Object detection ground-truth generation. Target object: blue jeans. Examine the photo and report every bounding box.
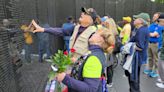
[38,41,51,62]
[64,36,70,52]
[24,44,32,63]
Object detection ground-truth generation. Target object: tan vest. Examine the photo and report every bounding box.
[69,25,96,59]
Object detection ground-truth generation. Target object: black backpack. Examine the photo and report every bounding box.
[71,55,91,80]
[70,55,108,92]
[113,35,123,54]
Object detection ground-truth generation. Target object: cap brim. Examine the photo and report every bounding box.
[81,7,85,12]
[133,15,138,18]
[101,17,107,22]
[81,7,89,14]
[123,17,127,20]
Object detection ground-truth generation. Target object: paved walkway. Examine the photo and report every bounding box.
[17,62,50,92]
[17,60,164,92]
[109,66,164,92]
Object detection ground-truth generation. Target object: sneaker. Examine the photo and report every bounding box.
[45,59,52,63]
[24,62,30,65]
[143,69,152,75]
[107,83,113,88]
[157,78,163,83]
[156,83,164,88]
[149,71,159,78]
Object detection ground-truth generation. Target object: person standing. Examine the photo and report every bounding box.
[144,12,161,77]
[62,16,75,52]
[31,7,100,61]
[37,23,52,63]
[21,25,33,63]
[120,16,132,44]
[156,13,164,88]
[101,16,118,36]
[126,13,150,92]
[55,29,115,92]
[101,16,118,87]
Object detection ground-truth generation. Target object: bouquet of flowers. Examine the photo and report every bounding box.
[45,48,75,92]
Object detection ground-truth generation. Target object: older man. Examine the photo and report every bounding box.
[156,13,164,88]
[126,13,150,92]
[31,7,99,61]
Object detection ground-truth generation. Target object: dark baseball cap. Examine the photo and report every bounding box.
[81,7,98,22]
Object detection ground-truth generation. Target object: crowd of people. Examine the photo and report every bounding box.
[20,7,164,92]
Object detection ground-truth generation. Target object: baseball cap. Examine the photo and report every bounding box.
[123,16,132,23]
[133,13,150,25]
[101,16,108,22]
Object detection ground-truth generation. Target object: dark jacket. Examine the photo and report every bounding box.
[62,22,75,36]
[62,45,106,92]
[130,26,149,65]
[130,26,149,82]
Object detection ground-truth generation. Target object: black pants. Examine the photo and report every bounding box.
[125,66,141,92]
[106,65,113,84]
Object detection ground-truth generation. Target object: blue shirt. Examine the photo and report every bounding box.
[62,23,75,36]
[148,23,160,43]
[37,24,50,42]
[157,25,164,49]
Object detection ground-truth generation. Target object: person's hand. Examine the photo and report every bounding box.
[26,22,35,32]
[56,72,66,82]
[135,46,142,51]
[71,57,77,63]
[31,20,44,33]
[66,69,72,75]
[23,27,29,32]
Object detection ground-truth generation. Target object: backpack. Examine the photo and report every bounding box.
[71,55,91,81]
[113,35,123,54]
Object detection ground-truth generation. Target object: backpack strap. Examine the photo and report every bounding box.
[78,54,105,80]
[71,54,91,80]
[78,54,92,81]
[71,54,104,81]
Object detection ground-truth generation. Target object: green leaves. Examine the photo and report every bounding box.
[51,50,72,73]
[48,70,56,81]
[151,0,164,3]
[47,49,75,91]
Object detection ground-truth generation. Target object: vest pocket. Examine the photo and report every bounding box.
[74,44,88,55]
